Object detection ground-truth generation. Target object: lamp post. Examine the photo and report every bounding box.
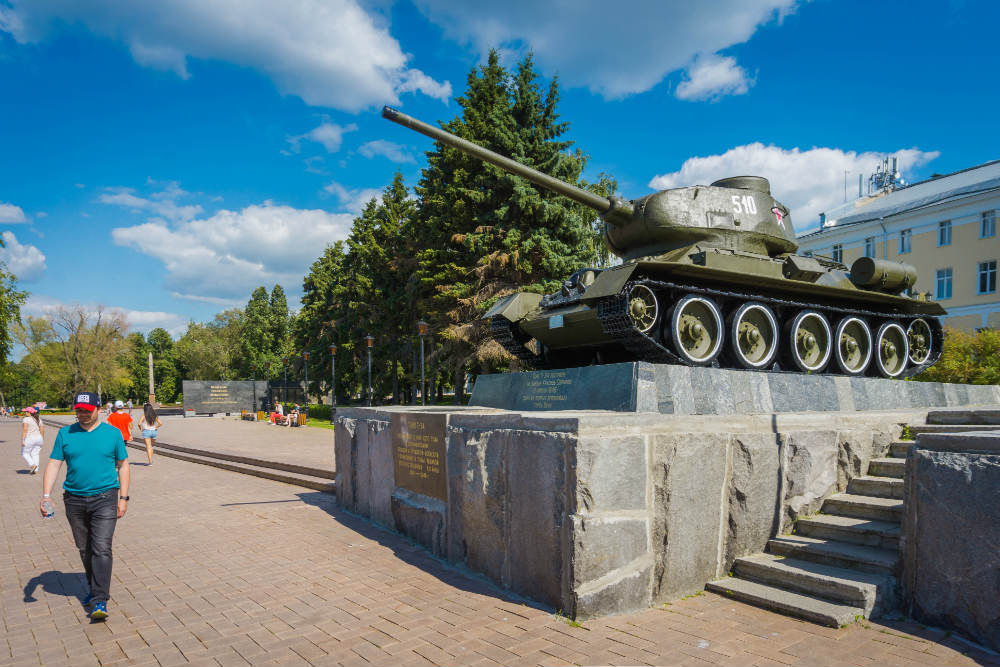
[302,351,309,423]
[250,363,257,415]
[329,344,337,424]
[282,357,289,406]
[365,334,374,406]
[265,361,271,411]
[417,320,428,406]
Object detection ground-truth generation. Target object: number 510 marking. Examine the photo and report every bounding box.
[732,195,757,215]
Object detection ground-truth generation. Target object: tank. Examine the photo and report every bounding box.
[383,106,944,378]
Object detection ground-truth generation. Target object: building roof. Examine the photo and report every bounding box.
[798,159,1000,240]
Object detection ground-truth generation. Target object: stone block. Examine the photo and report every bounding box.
[835,429,876,491]
[651,432,729,601]
[661,365,695,414]
[392,489,447,557]
[574,435,646,513]
[690,367,735,414]
[769,374,811,413]
[446,428,508,584]
[904,445,1000,652]
[508,429,570,607]
[334,417,358,509]
[832,376,855,412]
[571,516,650,585]
[732,371,775,414]
[725,433,781,567]
[573,558,654,620]
[783,430,838,523]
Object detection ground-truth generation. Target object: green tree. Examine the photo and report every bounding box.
[174,309,243,381]
[914,327,1000,385]
[0,265,26,364]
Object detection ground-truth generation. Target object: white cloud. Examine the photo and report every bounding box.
[0,231,46,281]
[0,0,451,111]
[112,202,354,301]
[99,183,203,222]
[322,182,382,214]
[22,295,189,338]
[358,140,415,163]
[0,203,28,223]
[413,0,796,99]
[648,145,940,231]
[675,54,753,102]
[288,122,358,153]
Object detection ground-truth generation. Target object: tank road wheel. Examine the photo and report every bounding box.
[833,316,873,375]
[873,321,909,378]
[906,318,933,365]
[669,295,724,365]
[785,310,832,372]
[727,302,778,369]
[627,284,659,334]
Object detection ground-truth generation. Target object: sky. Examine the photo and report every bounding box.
[1,0,998,342]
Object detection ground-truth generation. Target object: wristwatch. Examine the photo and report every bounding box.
[120,496,130,501]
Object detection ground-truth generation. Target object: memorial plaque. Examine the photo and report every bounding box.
[392,413,448,501]
[470,362,640,412]
[182,380,269,414]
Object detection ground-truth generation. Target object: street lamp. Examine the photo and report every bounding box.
[417,320,428,406]
[329,344,337,424]
[365,334,374,406]
[265,361,271,411]
[282,357,289,405]
[250,363,257,415]
[302,351,309,423]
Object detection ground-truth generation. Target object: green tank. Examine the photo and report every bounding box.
[383,106,944,378]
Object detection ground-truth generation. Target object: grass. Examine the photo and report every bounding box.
[304,420,336,431]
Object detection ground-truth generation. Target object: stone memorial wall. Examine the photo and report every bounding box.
[182,380,270,414]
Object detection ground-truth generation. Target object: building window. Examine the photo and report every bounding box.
[938,220,952,246]
[832,244,843,263]
[864,237,876,258]
[982,210,997,238]
[899,229,911,254]
[935,268,953,300]
[979,260,997,294]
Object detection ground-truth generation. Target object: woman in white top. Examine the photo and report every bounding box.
[20,406,44,474]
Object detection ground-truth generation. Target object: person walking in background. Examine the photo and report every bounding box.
[40,391,130,621]
[126,399,133,415]
[137,403,162,465]
[106,400,133,446]
[20,406,44,474]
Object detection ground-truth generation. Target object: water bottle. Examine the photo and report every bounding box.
[41,500,55,518]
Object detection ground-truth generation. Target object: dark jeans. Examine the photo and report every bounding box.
[63,489,118,603]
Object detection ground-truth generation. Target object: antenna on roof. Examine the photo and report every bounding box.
[868,156,905,195]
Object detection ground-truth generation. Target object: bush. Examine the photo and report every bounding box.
[308,403,332,421]
[913,327,1000,385]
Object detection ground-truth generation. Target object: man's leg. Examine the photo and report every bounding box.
[63,493,94,595]
[87,490,119,604]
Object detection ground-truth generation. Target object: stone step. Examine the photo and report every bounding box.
[822,493,903,522]
[124,442,335,493]
[926,408,1000,426]
[137,438,335,480]
[909,424,999,436]
[890,441,914,458]
[847,476,904,499]
[768,534,898,575]
[868,458,905,478]
[795,514,900,550]
[731,553,894,616]
[706,577,864,628]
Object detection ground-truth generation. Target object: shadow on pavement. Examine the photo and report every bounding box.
[23,570,88,604]
[296,491,549,615]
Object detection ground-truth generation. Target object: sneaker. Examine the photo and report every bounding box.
[29,465,37,474]
[89,601,108,620]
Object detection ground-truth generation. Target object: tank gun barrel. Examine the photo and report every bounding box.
[382,106,631,220]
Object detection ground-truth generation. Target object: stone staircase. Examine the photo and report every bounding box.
[707,407,999,626]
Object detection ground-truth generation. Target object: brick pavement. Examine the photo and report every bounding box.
[45,414,335,473]
[3,418,998,667]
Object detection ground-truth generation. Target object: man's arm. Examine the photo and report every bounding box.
[39,459,63,515]
[116,458,130,518]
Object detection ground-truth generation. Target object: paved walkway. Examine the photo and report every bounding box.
[2,419,998,667]
[44,414,335,473]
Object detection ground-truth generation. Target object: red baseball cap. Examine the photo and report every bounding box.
[73,391,100,411]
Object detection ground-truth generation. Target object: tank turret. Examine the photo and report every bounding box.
[382,106,945,379]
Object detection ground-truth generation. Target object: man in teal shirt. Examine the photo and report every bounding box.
[40,391,130,621]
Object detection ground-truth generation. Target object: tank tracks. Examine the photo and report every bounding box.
[593,278,944,378]
[490,315,542,368]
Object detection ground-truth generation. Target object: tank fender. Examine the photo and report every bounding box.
[482,291,542,322]
[579,262,640,303]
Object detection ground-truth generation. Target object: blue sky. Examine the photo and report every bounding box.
[1,0,997,340]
